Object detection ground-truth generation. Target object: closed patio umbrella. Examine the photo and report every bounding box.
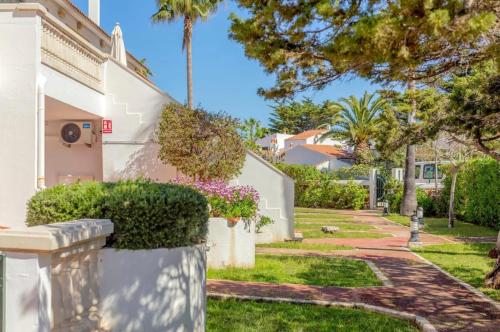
[111,23,127,66]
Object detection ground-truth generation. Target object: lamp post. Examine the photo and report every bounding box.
[417,206,424,228]
[383,201,389,216]
[408,214,422,246]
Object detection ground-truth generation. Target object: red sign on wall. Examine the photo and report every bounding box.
[102,119,112,134]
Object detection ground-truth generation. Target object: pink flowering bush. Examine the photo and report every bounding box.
[171,177,259,219]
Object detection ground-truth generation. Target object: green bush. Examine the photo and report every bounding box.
[256,215,274,232]
[26,181,108,226]
[450,158,499,229]
[332,164,370,180]
[386,157,499,229]
[275,164,368,210]
[385,181,443,217]
[26,180,209,249]
[104,181,209,249]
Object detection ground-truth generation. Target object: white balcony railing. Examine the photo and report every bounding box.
[41,19,105,92]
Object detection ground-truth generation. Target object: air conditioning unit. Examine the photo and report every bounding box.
[60,121,93,146]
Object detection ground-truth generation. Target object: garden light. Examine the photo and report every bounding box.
[383,201,389,216]
[409,215,421,245]
[417,206,424,228]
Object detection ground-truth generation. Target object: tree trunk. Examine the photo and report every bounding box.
[354,140,372,165]
[184,16,194,109]
[401,81,417,216]
[448,166,458,228]
[485,231,500,289]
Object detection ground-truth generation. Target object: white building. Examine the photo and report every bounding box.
[0,0,294,242]
[284,129,345,150]
[284,144,354,171]
[256,133,294,153]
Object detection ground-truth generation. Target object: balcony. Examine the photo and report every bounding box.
[41,17,106,92]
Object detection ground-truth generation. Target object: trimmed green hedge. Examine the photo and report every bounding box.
[26,180,209,249]
[386,158,499,230]
[275,164,368,209]
[443,158,499,229]
[385,179,444,217]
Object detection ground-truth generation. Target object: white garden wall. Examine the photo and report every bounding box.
[99,246,207,332]
[207,218,255,268]
[0,219,113,332]
[0,220,208,332]
[233,152,294,243]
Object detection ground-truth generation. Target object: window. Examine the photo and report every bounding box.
[415,165,421,179]
[423,164,443,180]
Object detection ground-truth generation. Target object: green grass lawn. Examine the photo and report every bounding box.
[413,243,500,301]
[295,213,355,221]
[208,254,381,287]
[385,214,498,238]
[257,242,353,252]
[207,298,419,332]
[296,222,374,231]
[295,208,390,239]
[300,229,391,239]
[296,207,345,214]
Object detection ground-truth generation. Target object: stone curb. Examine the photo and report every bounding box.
[208,292,438,332]
[410,251,500,311]
[376,216,500,310]
[364,259,394,286]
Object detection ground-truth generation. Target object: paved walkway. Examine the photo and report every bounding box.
[208,210,500,332]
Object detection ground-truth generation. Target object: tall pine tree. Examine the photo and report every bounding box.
[231,0,498,215]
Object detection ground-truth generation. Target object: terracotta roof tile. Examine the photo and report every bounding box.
[287,129,327,140]
[301,144,351,158]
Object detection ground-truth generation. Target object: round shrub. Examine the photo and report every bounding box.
[26,181,107,226]
[104,181,209,249]
[26,180,209,249]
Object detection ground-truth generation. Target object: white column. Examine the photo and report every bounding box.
[37,75,47,190]
[89,0,100,26]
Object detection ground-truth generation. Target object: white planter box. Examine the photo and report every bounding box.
[207,218,255,268]
[98,245,207,332]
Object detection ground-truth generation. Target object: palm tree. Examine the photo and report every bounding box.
[322,92,386,164]
[239,118,268,150]
[152,0,221,109]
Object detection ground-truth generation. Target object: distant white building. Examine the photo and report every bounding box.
[284,129,345,150]
[256,133,294,154]
[284,144,354,171]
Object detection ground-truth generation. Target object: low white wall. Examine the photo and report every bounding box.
[0,219,113,332]
[233,152,294,244]
[207,218,255,268]
[99,246,207,332]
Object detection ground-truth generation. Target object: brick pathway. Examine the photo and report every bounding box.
[208,210,500,332]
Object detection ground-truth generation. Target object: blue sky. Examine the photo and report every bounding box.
[73,0,380,125]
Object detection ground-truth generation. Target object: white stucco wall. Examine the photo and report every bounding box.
[285,138,307,150]
[0,219,113,332]
[284,145,329,167]
[256,133,293,151]
[0,9,41,229]
[232,152,294,243]
[3,252,51,332]
[207,218,255,268]
[101,60,177,182]
[99,246,206,332]
[42,64,105,116]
